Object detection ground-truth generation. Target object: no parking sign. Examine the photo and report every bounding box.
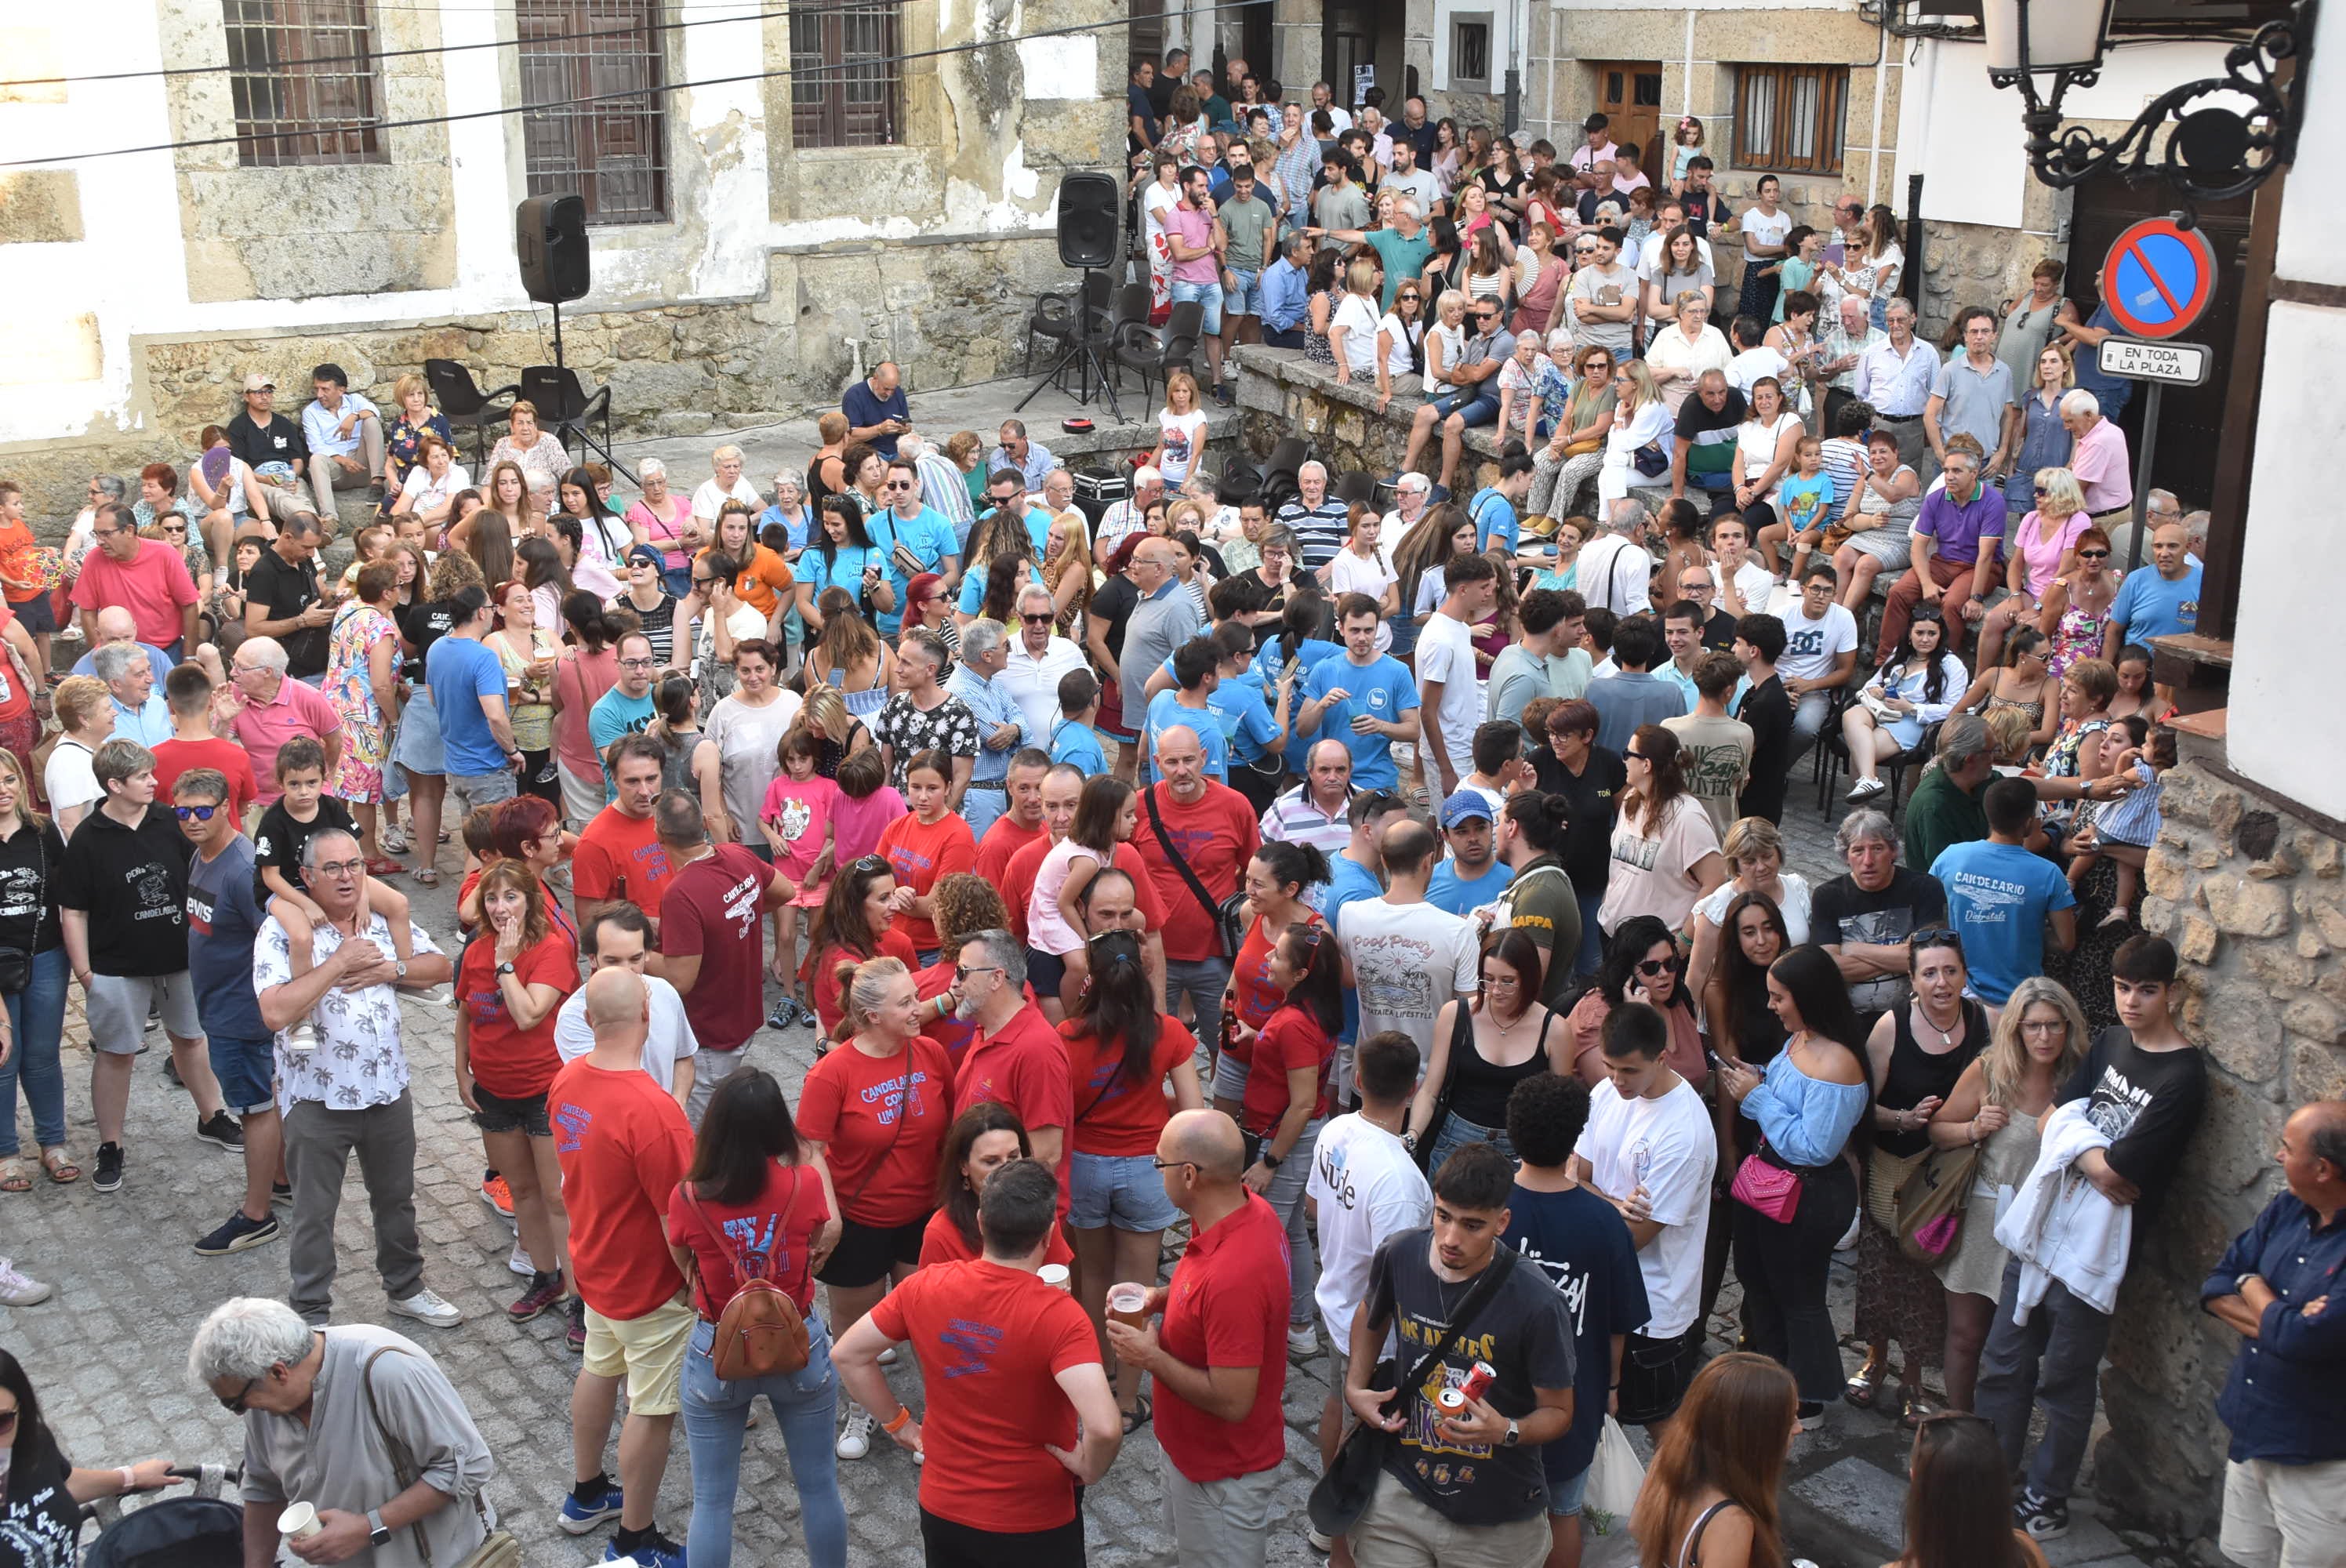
[2101,218,2217,339]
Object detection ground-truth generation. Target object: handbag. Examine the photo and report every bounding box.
[1632,441,1671,478]
[1143,786,1244,958]
[1729,1142,1804,1224]
[1307,1247,1519,1540]
[361,1348,521,1568]
[1894,1140,1981,1264]
[0,823,47,995]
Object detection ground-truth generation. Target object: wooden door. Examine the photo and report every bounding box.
[1589,60,1665,185]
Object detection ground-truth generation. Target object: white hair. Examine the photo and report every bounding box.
[92,643,143,684]
[1393,194,1422,223]
[638,456,666,481]
[897,433,928,459]
[1609,499,1650,534]
[2058,388,2101,420]
[1396,471,1431,494]
[1134,464,1164,489]
[772,470,804,495]
[1299,460,1329,482]
[1545,328,1573,353]
[1018,582,1057,615]
[958,617,1007,659]
[188,1297,314,1387]
[713,444,745,464]
[238,635,290,673]
[963,928,1027,989]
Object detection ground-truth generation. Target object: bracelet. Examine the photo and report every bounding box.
[881,1406,913,1434]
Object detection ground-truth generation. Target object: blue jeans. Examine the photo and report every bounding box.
[1426,1107,1515,1175]
[1164,956,1231,1074]
[1171,278,1225,336]
[962,782,1008,842]
[0,947,68,1155]
[1574,891,1607,982]
[682,1315,848,1568]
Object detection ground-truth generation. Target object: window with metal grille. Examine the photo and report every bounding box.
[222,0,385,167]
[1733,64,1848,175]
[1451,20,1490,86]
[519,0,670,224]
[790,0,903,148]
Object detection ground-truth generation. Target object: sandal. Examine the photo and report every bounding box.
[1843,1361,1886,1410]
[1120,1395,1153,1435]
[41,1148,79,1184]
[1898,1388,1940,1428]
[364,857,405,878]
[413,867,441,887]
[0,1157,27,1193]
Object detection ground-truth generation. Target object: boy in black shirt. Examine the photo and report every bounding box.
[1733,613,1793,824]
[1977,935,2207,1544]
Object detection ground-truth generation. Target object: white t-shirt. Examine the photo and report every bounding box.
[398,461,471,515]
[1708,557,1777,614]
[1574,532,1652,617]
[1414,611,1483,771]
[1727,347,1792,403]
[1328,548,1399,654]
[554,975,702,1091]
[1334,293,1382,374]
[705,688,804,833]
[1739,205,1793,265]
[1735,409,1803,483]
[1376,313,1418,379]
[1142,180,1181,263]
[1336,896,1479,1088]
[1424,321,1465,395]
[1575,1077,1716,1338]
[1306,1112,1435,1346]
[1694,872,1814,946]
[1157,408,1209,485]
[44,739,100,824]
[689,476,762,524]
[1776,601,1858,684]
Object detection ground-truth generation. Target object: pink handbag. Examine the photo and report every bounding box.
[1730,1148,1804,1223]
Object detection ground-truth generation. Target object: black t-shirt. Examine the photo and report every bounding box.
[2063,1026,2208,1227]
[1501,1185,1651,1482]
[1810,866,1949,1015]
[1531,746,1627,898]
[253,797,357,903]
[226,410,307,470]
[397,597,459,681]
[0,1432,80,1568]
[248,548,329,676]
[1699,607,1739,652]
[1090,572,1138,660]
[56,804,194,976]
[1735,674,1793,824]
[1681,191,1730,239]
[0,818,67,956]
[1364,1229,1575,1525]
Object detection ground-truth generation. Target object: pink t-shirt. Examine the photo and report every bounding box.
[830,784,906,866]
[1026,836,1106,957]
[553,646,619,780]
[2069,418,2132,514]
[71,539,197,649]
[626,494,693,569]
[761,772,841,886]
[230,677,345,807]
[1164,203,1219,285]
[2013,509,2090,597]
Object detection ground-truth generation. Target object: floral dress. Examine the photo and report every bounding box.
[382,410,453,516]
[2046,595,2110,680]
[324,602,398,802]
[2039,715,2110,839]
[1303,289,1338,367]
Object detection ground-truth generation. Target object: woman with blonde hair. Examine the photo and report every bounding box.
[2006,345,2076,523]
[380,371,452,519]
[1151,369,1210,488]
[1328,255,1385,385]
[1630,1351,1800,1568]
[1597,358,1672,509]
[796,681,875,782]
[1041,510,1093,633]
[42,676,114,839]
[1684,816,1812,1001]
[1925,975,2089,1411]
[1976,466,2090,673]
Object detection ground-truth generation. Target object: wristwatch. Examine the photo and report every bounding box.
[496,961,516,978]
[367,1509,391,1548]
[1260,1149,1283,1169]
[1502,1419,1521,1448]
[394,960,409,982]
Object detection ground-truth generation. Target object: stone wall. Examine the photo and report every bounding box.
[2106,736,2346,1548]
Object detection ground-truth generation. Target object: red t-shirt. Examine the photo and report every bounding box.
[659,844,772,1054]
[1062,1014,1198,1156]
[1132,782,1260,962]
[1229,909,1324,1048]
[550,1057,695,1319]
[1241,1003,1336,1135]
[953,1002,1073,1130]
[1001,836,1168,946]
[810,930,919,1040]
[152,737,259,824]
[666,1162,832,1316]
[917,1207,1074,1271]
[973,811,1044,887]
[867,1259,1100,1532]
[876,810,976,953]
[1156,1191,1291,1483]
[572,807,674,927]
[795,1035,953,1227]
[456,931,577,1098]
[70,539,196,648]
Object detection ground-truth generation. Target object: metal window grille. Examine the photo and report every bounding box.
[222,0,386,167]
[1452,21,1490,85]
[1734,64,1848,176]
[790,0,902,149]
[519,0,670,224]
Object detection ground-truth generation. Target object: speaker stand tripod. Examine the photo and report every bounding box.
[547,299,637,485]
[1016,267,1123,423]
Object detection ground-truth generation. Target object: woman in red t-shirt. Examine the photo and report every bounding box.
[1059,929,1203,1425]
[453,860,579,1325]
[1226,918,1344,1352]
[794,953,953,1461]
[663,1066,846,1568]
[917,1102,1076,1272]
[804,854,921,1042]
[1218,840,1331,1115]
[874,750,976,960]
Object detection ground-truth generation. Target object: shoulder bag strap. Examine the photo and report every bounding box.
[1679,1498,1736,1568]
[361,1345,490,1559]
[1144,787,1230,955]
[1389,1245,1519,1417]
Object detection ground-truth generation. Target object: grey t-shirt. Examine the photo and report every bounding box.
[1120,579,1202,722]
[1220,194,1276,271]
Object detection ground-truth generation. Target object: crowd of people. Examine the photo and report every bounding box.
[0,67,2319,1568]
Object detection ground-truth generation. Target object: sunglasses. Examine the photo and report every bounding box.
[1622,749,1648,762]
[0,1407,16,1436]
[882,480,914,492]
[1636,956,1673,976]
[1020,612,1053,624]
[954,964,1004,983]
[2076,549,2109,560]
[1908,927,1959,947]
[172,804,221,822]
[853,855,889,874]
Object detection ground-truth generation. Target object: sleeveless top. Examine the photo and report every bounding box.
[1876,997,1989,1157]
[1303,289,1338,367]
[1673,1500,1736,1568]
[1997,296,2065,390]
[1447,1004,1560,1127]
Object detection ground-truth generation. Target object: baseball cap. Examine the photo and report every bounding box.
[626,544,665,568]
[242,372,274,392]
[1440,793,1496,828]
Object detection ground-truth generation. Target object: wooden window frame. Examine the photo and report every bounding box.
[790,0,905,150]
[222,0,387,168]
[518,0,672,226]
[1732,63,1849,176]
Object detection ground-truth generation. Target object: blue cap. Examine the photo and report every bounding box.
[1440,793,1495,827]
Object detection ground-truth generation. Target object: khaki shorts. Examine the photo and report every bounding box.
[1161,1448,1279,1568]
[2221,1457,2346,1568]
[581,1294,695,1416]
[1351,1472,1549,1568]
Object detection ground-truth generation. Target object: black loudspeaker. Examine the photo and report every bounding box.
[517,194,589,304]
[1056,172,1120,270]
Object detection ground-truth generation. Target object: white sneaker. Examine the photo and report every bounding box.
[1287,1323,1318,1356]
[507,1240,534,1277]
[0,1258,53,1307]
[1307,1526,1335,1553]
[388,1288,463,1327]
[287,1018,318,1056]
[836,1403,874,1461]
[1846,776,1887,801]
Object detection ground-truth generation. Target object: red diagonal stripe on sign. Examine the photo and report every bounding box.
[2123,238,2186,320]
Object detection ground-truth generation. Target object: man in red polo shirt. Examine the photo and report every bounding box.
[1107,1108,1290,1567]
[652,789,793,1124]
[576,735,674,938]
[973,749,1051,884]
[1131,725,1258,1065]
[952,930,1072,1189]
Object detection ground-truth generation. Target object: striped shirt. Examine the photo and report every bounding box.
[1258,782,1356,858]
[1276,499,1352,571]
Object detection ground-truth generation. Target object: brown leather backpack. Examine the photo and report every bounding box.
[681,1174,812,1380]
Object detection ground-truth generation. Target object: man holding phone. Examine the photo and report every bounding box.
[841,361,910,459]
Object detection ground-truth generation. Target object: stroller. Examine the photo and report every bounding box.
[81,1463,245,1568]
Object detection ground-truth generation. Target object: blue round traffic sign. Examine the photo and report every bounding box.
[2101,219,2217,339]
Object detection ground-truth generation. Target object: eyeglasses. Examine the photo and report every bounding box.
[618,657,656,670]
[2021,1019,2068,1036]
[1636,956,1672,976]
[218,1378,260,1415]
[1151,1157,1197,1173]
[172,804,220,822]
[92,526,122,540]
[987,492,1020,506]
[2032,486,2050,496]
[312,858,366,879]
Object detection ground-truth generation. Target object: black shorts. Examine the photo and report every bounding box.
[815,1214,928,1289]
[920,1506,1085,1568]
[1615,1324,1705,1427]
[470,1085,552,1138]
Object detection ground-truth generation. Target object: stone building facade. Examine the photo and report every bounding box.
[0,0,1119,524]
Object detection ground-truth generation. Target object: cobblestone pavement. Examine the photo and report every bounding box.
[1,762,2158,1568]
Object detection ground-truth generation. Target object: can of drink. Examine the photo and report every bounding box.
[1434,1386,1469,1416]
[1458,1361,1498,1406]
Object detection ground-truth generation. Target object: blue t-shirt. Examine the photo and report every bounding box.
[1470,487,1520,554]
[1777,472,1837,535]
[187,835,269,1040]
[1050,718,1109,776]
[427,634,514,775]
[1931,838,2077,1005]
[804,542,888,614]
[1319,853,1387,1040]
[841,380,910,458]
[758,503,810,553]
[2110,558,2203,644]
[1502,1183,1652,1482]
[1143,689,1230,783]
[1427,858,1515,916]
[589,688,656,800]
[1302,652,1419,789]
[1211,677,1282,766]
[868,506,959,635]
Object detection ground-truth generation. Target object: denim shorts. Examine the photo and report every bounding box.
[1546,1461,1591,1518]
[1436,389,1501,427]
[1225,267,1264,318]
[1068,1150,1182,1232]
[1171,278,1225,337]
[470,1084,551,1137]
[209,1034,277,1117]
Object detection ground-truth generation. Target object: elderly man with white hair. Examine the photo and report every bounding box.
[1816,292,1885,434]
[1001,581,1088,741]
[1574,498,1655,616]
[226,634,346,808]
[1276,459,1352,570]
[2061,387,2138,561]
[688,444,762,528]
[192,1295,496,1568]
[945,616,1027,840]
[1096,464,1168,558]
[93,642,171,746]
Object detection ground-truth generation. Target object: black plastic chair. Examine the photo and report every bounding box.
[1816,704,1939,819]
[423,358,518,468]
[1114,300,1204,404]
[1333,470,1378,508]
[1255,437,1309,514]
[518,365,628,483]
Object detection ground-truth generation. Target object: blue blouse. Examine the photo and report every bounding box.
[2010,391,2072,506]
[1739,1047,1868,1167]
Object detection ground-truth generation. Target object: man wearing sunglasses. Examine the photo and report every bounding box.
[867,457,961,636]
[1397,292,1517,500]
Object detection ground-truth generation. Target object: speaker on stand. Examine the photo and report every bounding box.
[517,193,589,371]
[1018,171,1126,421]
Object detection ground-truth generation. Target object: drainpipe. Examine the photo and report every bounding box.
[1505,0,1528,133]
[1905,173,1925,314]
